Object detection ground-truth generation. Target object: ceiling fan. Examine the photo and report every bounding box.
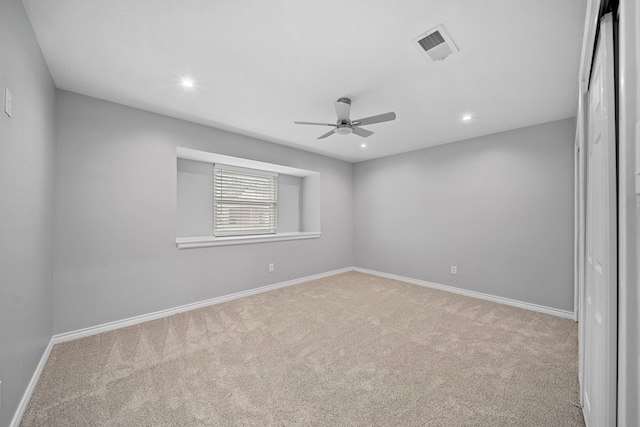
[294,98,396,139]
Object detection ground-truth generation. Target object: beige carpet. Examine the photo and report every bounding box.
[21,272,584,426]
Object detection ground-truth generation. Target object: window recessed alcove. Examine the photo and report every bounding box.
[176,147,321,249]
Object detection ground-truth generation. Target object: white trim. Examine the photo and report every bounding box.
[577,80,589,403]
[177,147,317,177]
[353,267,575,319]
[12,265,579,426]
[11,267,350,426]
[9,338,55,427]
[579,0,603,90]
[574,141,580,322]
[617,1,640,425]
[176,231,321,249]
[214,163,278,178]
[52,267,351,344]
[49,266,577,343]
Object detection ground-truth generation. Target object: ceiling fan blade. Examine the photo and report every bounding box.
[335,98,351,121]
[352,112,396,126]
[294,121,335,126]
[352,126,374,138]
[317,129,336,139]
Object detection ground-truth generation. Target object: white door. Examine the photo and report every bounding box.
[583,12,617,427]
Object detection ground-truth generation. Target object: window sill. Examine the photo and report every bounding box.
[176,231,321,249]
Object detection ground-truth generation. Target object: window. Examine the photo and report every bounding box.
[213,165,278,236]
[176,147,321,249]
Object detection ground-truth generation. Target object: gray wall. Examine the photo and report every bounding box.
[176,159,215,238]
[0,0,56,425]
[0,3,579,418]
[276,174,302,233]
[354,118,575,312]
[54,91,354,334]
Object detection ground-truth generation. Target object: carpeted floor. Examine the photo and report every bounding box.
[21,271,585,426]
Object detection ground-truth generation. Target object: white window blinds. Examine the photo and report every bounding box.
[213,164,278,236]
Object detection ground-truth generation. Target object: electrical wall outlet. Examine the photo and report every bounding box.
[451,266,458,275]
[268,263,274,272]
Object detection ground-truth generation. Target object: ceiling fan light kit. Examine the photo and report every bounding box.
[295,98,396,140]
[336,126,353,135]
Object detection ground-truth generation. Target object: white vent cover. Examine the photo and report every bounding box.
[412,25,459,63]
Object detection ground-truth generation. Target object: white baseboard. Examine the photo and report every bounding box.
[52,266,574,345]
[52,267,353,345]
[11,267,352,427]
[353,267,575,319]
[10,338,54,427]
[12,265,574,426]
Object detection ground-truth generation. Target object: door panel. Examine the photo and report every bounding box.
[583,12,617,427]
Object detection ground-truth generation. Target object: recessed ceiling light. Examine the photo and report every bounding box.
[181,78,194,88]
[360,143,367,148]
[462,114,472,121]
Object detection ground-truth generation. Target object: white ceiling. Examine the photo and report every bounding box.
[22,0,586,163]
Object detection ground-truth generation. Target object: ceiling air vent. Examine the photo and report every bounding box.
[412,25,459,63]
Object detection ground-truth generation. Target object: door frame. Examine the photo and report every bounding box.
[576,0,602,402]
[576,87,587,394]
[616,0,640,425]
